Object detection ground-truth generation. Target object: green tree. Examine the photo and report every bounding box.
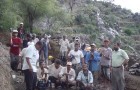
[0,0,21,31]
[16,0,59,32]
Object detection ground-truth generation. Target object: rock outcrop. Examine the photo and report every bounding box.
[0,44,14,90]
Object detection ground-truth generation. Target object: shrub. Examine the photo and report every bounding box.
[124,29,132,36]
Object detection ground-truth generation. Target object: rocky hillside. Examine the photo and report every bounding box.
[0,44,14,90]
[34,0,140,62]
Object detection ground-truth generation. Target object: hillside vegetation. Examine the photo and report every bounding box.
[0,0,140,55]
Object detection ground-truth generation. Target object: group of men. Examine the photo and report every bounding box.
[59,36,129,90]
[8,23,129,90]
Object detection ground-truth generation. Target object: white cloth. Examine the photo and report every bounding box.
[68,50,84,64]
[59,39,69,52]
[59,67,76,82]
[22,45,39,72]
[27,41,35,46]
[33,38,39,44]
[77,70,93,86]
[19,48,27,57]
[48,63,63,78]
[37,68,48,81]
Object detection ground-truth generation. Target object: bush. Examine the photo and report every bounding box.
[80,24,97,34]
[124,29,132,36]
[75,14,92,25]
[33,28,42,34]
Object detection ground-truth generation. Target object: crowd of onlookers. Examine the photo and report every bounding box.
[7,23,129,90]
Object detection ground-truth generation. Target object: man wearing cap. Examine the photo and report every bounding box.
[100,39,112,86]
[59,62,76,88]
[85,43,101,85]
[111,42,129,90]
[17,22,25,39]
[8,30,22,71]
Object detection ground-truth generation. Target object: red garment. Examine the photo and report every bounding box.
[10,37,22,55]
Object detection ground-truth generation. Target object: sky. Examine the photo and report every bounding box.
[113,0,140,13]
[97,0,140,13]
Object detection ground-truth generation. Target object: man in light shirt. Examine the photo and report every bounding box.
[68,43,84,75]
[37,62,48,81]
[22,41,43,90]
[77,64,93,90]
[111,42,129,90]
[59,35,69,65]
[59,62,76,88]
[48,60,63,88]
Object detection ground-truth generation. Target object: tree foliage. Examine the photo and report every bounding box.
[15,0,60,32]
[0,0,21,31]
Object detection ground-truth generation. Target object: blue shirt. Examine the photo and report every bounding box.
[85,51,101,72]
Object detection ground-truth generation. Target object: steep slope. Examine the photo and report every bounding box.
[34,0,140,61]
[0,44,14,90]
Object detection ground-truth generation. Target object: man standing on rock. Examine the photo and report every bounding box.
[111,42,129,90]
[9,30,22,71]
[22,41,43,90]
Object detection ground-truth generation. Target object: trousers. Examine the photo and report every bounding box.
[24,69,37,90]
[10,53,19,71]
[111,66,125,90]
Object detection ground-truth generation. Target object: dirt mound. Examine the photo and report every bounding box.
[125,72,140,90]
[0,44,14,90]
